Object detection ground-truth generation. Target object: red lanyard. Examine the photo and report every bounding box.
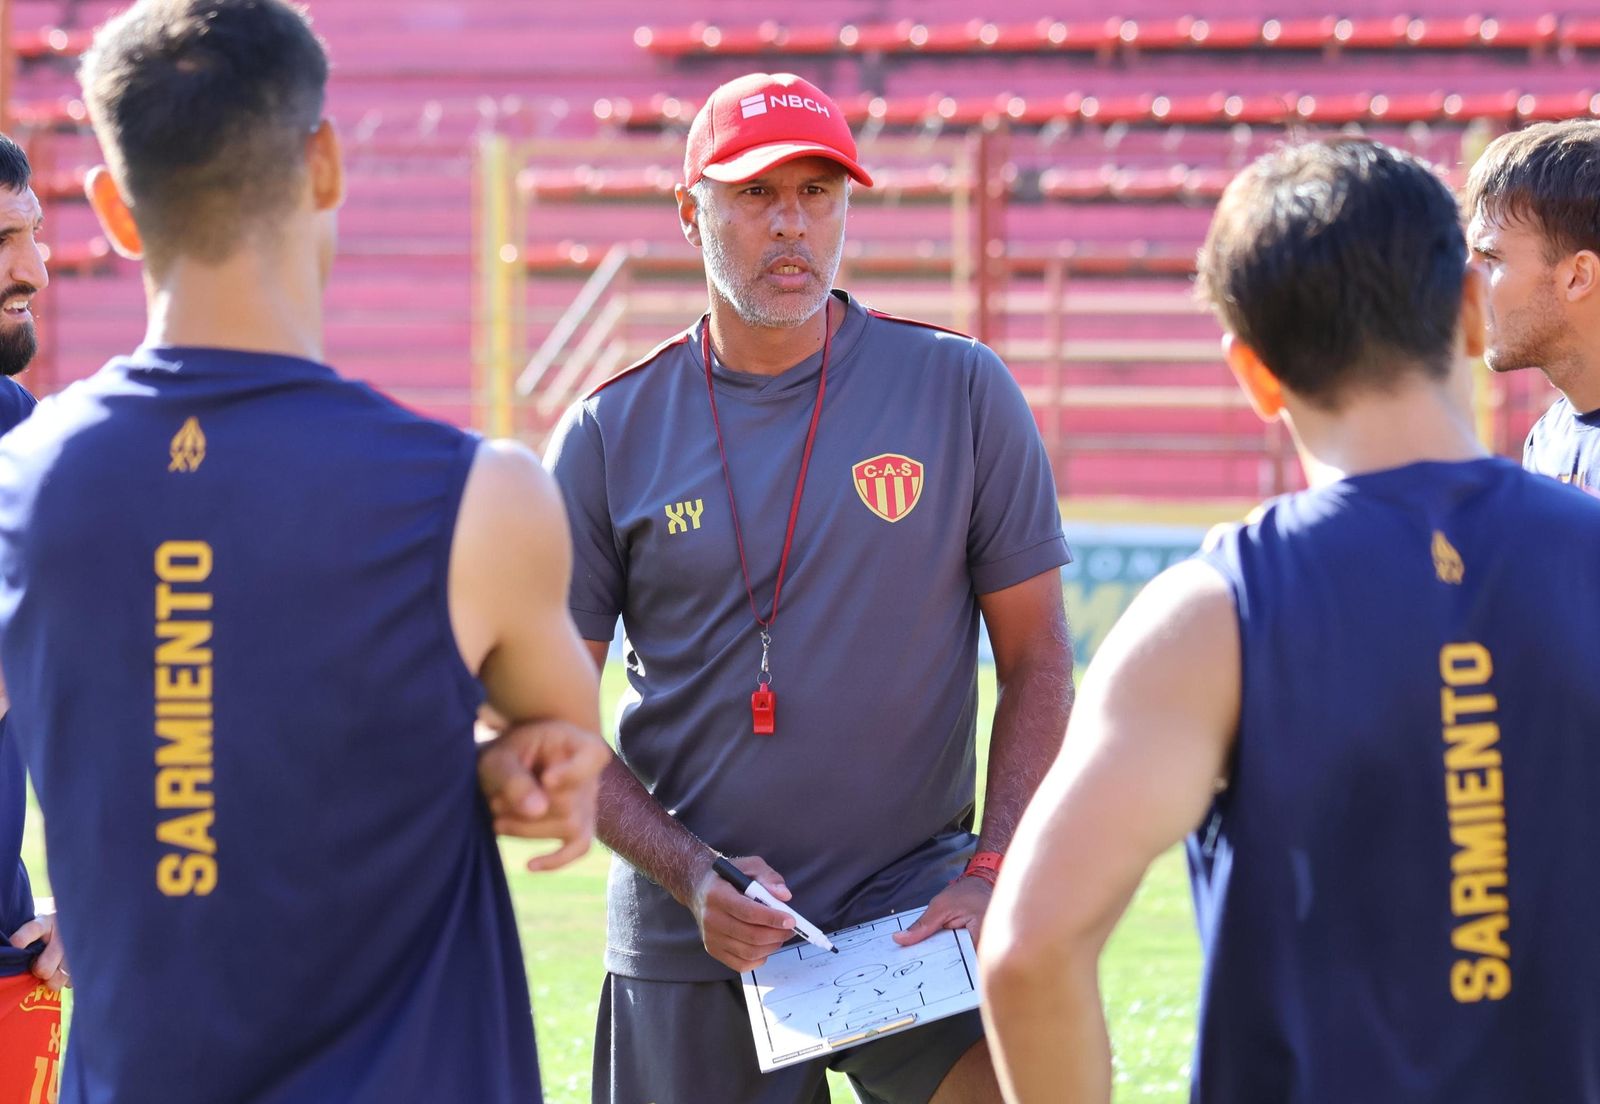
[700,297,833,734]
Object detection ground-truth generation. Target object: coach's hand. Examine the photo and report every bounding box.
[689,854,797,973]
[892,873,993,948]
[9,910,69,991]
[479,719,610,872]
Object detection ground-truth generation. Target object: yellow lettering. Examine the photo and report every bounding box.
[1440,687,1497,726]
[155,664,211,700]
[155,719,212,766]
[154,541,212,583]
[1443,723,1501,771]
[153,583,213,621]
[1448,821,1506,874]
[156,699,210,718]
[1439,642,1492,686]
[156,853,217,897]
[1451,871,1508,916]
[155,810,216,855]
[1452,914,1511,958]
[154,620,212,666]
[1450,957,1512,1002]
[155,767,214,809]
[1446,767,1504,807]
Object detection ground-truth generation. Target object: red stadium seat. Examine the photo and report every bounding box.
[839,21,914,52]
[1117,19,1197,51]
[1182,168,1235,201]
[1476,15,1558,47]
[1517,90,1595,121]
[1036,19,1121,53]
[776,25,843,53]
[1187,19,1265,49]
[1038,167,1117,201]
[866,94,945,127]
[1558,17,1600,49]
[1369,91,1448,123]
[1442,91,1520,120]
[9,98,87,128]
[1111,167,1190,202]
[1331,17,1411,49]
[1402,16,1486,49]
[1080,94,1156,126]
[1295,92,1372,124]
[11,27,93,59]
[1152,94,1231,126]
[1260,17,1340,50]
[1222,93,1296,125]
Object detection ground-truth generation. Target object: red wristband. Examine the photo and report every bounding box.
[961,850,1003,887]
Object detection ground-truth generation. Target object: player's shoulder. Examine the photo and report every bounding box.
[0,376,36,430]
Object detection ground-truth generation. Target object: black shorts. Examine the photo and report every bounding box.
[593,972,986,1104]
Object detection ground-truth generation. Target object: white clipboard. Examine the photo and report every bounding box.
[739,906,981,1072]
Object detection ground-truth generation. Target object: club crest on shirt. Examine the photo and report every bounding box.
[852,454,924,523]
[169,417,206,473]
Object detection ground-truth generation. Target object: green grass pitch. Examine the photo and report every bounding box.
[20,661,1200,1102]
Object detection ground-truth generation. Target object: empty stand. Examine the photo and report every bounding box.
[4,0,1575,498]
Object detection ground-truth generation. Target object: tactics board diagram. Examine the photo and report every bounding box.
[739,906,980,1072]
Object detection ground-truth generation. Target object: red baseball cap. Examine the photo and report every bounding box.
[684,72,874,188]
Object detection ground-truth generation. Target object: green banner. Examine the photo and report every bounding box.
[1061,523,1207,665]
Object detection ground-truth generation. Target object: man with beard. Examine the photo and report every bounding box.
[546,72,1074,1103]
[1464,120,1600,490]
[0,130,70,1098]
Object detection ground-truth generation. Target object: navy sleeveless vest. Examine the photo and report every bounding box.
[1191,458,1600,1103]
[0,348,539,1103]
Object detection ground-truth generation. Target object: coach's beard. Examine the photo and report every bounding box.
[0,322,35,379]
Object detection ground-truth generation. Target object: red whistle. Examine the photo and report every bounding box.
[751,688,776,735]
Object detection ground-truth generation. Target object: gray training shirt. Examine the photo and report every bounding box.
[546,291,1071,982]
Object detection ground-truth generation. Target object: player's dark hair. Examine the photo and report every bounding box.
[1463,120,1600,263]
[0,133,31,194]
[1197,138,1465,408]
[78,0,328,264]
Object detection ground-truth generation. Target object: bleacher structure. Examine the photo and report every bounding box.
[4,0,1591,499]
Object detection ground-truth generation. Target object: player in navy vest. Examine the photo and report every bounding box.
[1464,120,1600,492]
[0,2,609,1101]
[983,138,1600,1102]
[0,129,72,1097]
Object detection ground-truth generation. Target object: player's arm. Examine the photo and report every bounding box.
[895,568,1073,946]
[450,439,609,871]
[978,560,1239,1104]
[579,638,798,972]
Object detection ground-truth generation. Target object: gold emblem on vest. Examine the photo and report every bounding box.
[169,417,206,473]
[1433,530,1464,585]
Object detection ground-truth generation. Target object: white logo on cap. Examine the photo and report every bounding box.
[739,93,768,118]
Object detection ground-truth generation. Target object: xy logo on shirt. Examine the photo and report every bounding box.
[664,499,705,535]
[852,454,924,523]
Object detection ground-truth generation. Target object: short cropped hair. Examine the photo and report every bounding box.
[78,0,328,264]
[1463,120,1600,262]
[1197,138,1465,407]
[0,134,31,194]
